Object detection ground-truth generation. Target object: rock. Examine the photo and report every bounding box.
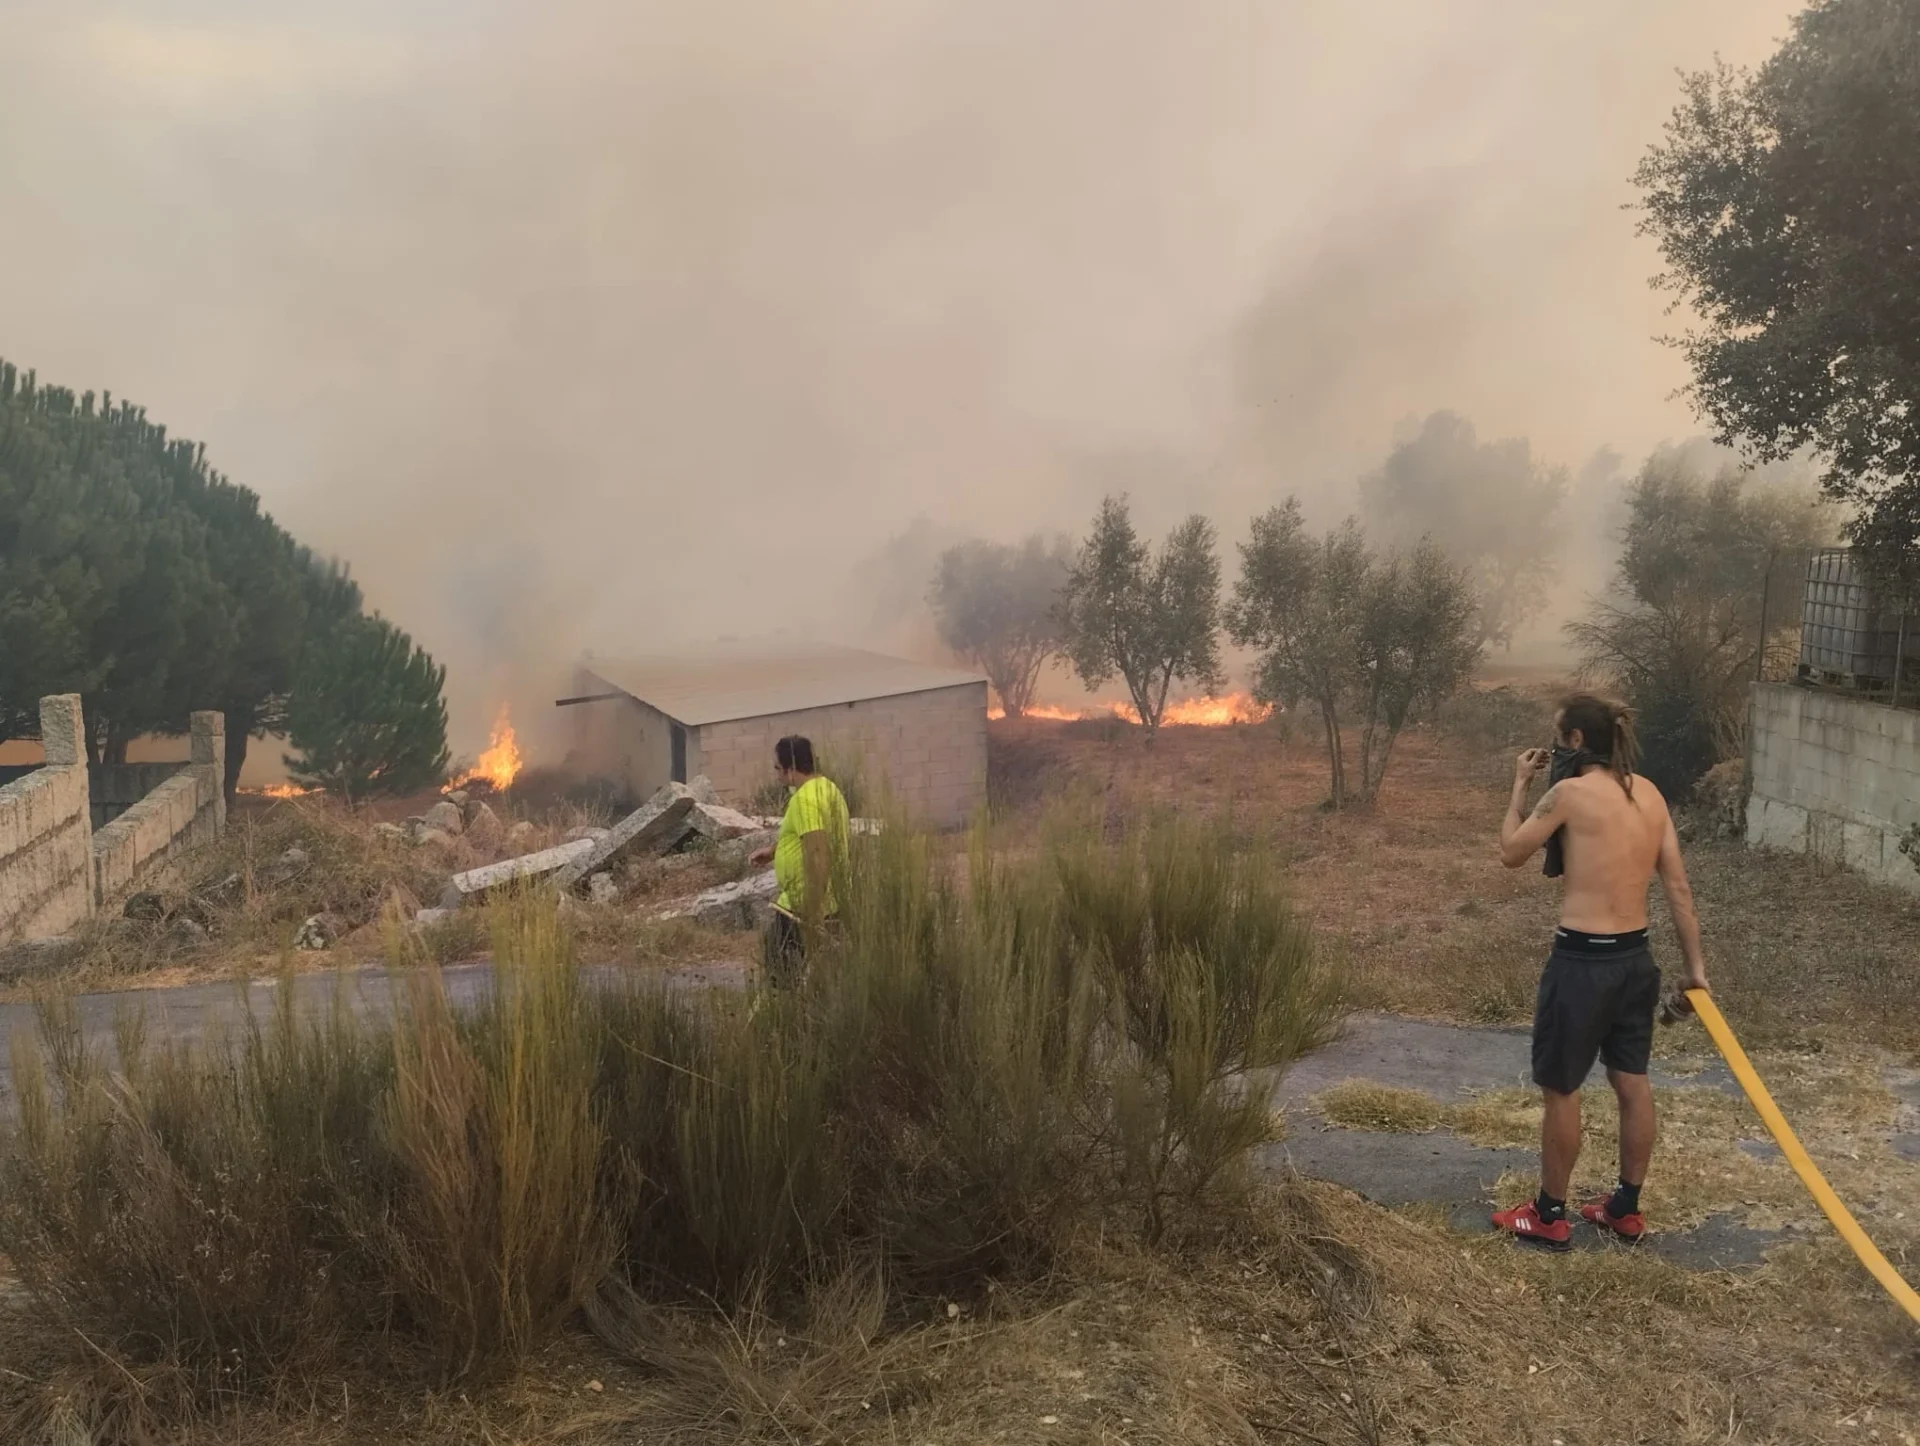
[565,825,610,842]
[168,916,210,949]
[196,872,244,904]
[280,845,310,867]
[508,820,538,843]
[422,800,465,836]
[293,913,344,950]
[445,789,471,810]
[414,827,457,849]
[659,870,779,930]
[465,801,503,843]
[688,774,721,805]
[412,906,452,929]
[374,821,410,842]
[684,801,769,844]
[440,837,597,909]
[552,786,699,892]
[587,872,619,905]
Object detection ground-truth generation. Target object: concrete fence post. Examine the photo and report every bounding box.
[40,693,85,767]
[190,710,227,835]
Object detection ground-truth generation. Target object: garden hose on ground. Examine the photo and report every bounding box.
[1682,988,1920,1325]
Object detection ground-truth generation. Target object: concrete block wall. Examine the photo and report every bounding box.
[91,711,227,911]
[692,681,989,828]
[567,683,673,805]
[0,695,95,942]
[1746,682,1920,894]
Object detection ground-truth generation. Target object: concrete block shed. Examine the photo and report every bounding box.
[562,643,988,828]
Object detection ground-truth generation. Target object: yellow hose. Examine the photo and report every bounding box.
[1685,988,1920,1324]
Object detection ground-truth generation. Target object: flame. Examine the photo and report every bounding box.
[989,693,1272,726]
[446,707,523,792]
[1155,693,1274,727]
[243,783,314,799]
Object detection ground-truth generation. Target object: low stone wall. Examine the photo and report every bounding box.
[0,701,228,943]
[91,713,226,911]
[0,696,94,942]
[1746,682,1920,894]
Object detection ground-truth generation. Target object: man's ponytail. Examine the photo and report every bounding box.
[1611,702,1638,799]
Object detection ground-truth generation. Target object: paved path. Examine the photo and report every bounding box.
[1265,1014,1776,1267]
[0,976,1864,1269]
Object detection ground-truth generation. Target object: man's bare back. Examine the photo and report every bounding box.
[1498,721,1708,1000]
[1522,766,1670,935]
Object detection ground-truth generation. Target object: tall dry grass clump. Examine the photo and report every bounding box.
[0,808,1345,1437]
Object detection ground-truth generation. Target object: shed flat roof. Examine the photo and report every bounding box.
[578,642,985,727]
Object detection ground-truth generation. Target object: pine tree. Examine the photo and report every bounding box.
[285,613,450,804]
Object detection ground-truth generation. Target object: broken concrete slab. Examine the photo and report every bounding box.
[552,787,698,892]
[688,774,721,806]
[440,837,596,909]
[660,871,778,930]
[684,801,767,843]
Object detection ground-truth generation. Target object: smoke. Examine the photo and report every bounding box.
[0,0,1802,759]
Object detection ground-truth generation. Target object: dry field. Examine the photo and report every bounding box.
[4,701,1920,1444]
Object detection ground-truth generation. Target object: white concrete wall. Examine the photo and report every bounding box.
[568,682,675,802]
[691,681,989,828]
[1746,682,1920,894]
[0,695,95,942]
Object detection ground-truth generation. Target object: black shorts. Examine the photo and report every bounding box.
[1530,929,1661,1095]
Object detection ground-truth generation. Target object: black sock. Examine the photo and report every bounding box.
[1534,1190,1566,1224]
[1607,1179,1642,1218]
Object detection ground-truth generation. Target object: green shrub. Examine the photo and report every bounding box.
[0,811,1345,1431]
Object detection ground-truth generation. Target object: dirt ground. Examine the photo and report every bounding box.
[6,705,1920,1443]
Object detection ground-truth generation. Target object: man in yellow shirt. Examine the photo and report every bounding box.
[747,735,850,979]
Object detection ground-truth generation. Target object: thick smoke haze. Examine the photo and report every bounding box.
[0,1,1801,765]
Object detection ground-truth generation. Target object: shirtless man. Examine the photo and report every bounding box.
[1490,692,1710,1249]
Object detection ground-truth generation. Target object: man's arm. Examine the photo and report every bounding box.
[1655,811,1709,997]
[1499,749,1564,868]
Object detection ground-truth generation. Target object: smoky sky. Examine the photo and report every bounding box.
[0,0,1801,763]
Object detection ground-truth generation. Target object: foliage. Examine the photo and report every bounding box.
[1359,411,1567,650]
[0,363,233,756]
[1633,1,1920,572]
[1567,449,1830,798]
[928,534,1071,717]
[1227,502,1369,806]
[1353,540,1481,800]
[285,612,451,803]
[0,358,386,789]
[0,812,1343,1429]
[1058,496,1223,741]
[1230,504,1478,806]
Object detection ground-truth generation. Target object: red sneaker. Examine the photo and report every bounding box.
[1491,1200,1572,1251]
[1580,1197,1646,1243]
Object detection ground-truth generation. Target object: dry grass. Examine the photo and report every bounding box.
[1004,702,1920,1059]
[6,1177,1918,1445]
[1313,1080,1445,1134]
